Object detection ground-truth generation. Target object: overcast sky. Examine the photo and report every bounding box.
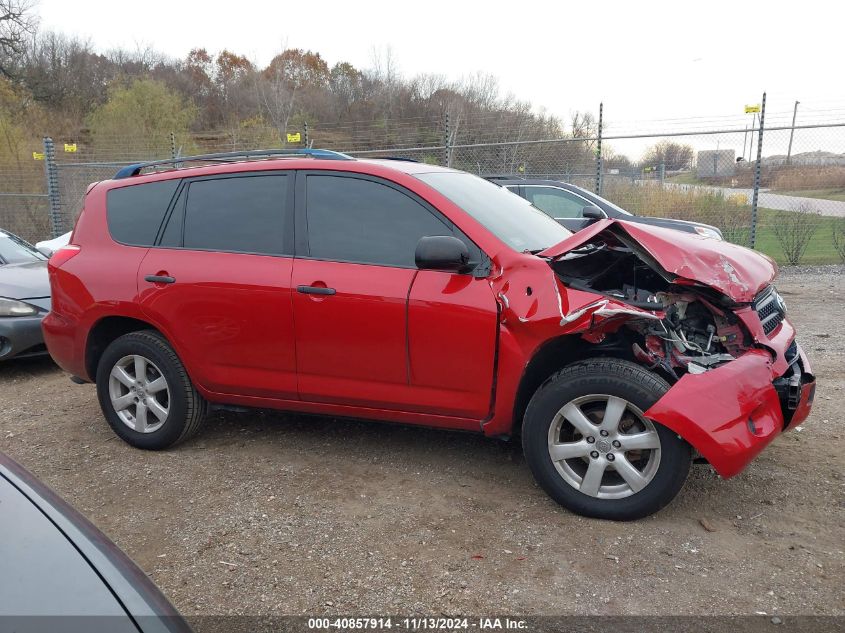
[36,0,844,132]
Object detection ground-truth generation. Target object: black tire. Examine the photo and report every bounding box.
[522,358,691,521]
[96,330,207,450]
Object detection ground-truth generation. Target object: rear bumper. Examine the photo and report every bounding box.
[644,340,814,478]
[0,315,47,360]
[42,310,86,377]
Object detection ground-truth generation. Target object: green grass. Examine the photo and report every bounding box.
[771,188,845,202]
[602,182,843,265]
[666,172,709,186]
[746,208,842,265]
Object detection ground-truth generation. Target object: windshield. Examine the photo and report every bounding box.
[416,172,572,252]
[0,231,46,264]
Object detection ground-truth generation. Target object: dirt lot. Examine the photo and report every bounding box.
[1,268,843,617]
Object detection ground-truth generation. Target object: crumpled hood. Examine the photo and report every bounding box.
[0,260,50,301]
[538,219,776,303]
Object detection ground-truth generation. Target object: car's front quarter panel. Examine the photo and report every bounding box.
[479,252,596,437]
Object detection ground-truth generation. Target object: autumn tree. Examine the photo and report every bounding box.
[87,79,196,154]
[267,49,329,89]
[0,76,50,238]
[328,61,362,117]
[258,49,329,143]
[214,49,253,124]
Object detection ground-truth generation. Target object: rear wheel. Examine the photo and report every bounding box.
[522,358,691,520]
[96,330,207,449]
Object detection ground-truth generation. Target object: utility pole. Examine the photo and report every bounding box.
[786,100,799,165]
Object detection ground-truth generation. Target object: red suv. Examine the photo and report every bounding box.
[43,149,815,520]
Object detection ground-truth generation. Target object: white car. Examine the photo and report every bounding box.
[35,232,71,256]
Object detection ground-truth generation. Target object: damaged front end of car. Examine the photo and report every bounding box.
[537,219,816,478]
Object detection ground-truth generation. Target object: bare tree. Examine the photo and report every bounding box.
[0,0,36,77]
[369,45,400,118]
[771,203,822,266]
[255,46,307,145]
[570,111,596,139]
[643,140,695,171]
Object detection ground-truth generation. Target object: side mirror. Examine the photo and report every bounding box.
[37,246,54,258]
[582,206,607,220]
[415,235,470,272]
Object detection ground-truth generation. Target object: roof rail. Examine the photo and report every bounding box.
[112,148,354,180]
[369,156,420,163]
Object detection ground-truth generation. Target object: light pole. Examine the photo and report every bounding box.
[786,100,800,165]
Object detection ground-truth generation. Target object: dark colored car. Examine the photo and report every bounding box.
[488,177,724,238]
[0,451,190,632]
[0,229,50,360]
[43,149,813,521]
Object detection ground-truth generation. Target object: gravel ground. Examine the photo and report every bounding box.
[1,269,843,617]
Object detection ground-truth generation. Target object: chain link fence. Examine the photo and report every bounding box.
[5,95,845,265]
[0,160,51,244]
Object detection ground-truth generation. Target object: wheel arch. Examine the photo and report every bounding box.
[85,316,168,381]
[512,331,638,436]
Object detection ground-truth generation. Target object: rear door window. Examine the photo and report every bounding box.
[107,180,180,246]
[178,174,289,255]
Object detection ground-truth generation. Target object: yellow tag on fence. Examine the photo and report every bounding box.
[64,143,78,153]
[744,104,761,113]
[32,151,44,160]
[286,132,301,143]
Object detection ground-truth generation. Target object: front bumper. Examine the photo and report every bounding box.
[0,314,48,360]
[644,339,814,479]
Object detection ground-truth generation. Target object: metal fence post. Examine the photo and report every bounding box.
[43,137,64,238]
[304,121,310,148]
[595,102,603,195]
[786,100,799,165]
[749,92,766,249]
[443,112,452,168]
[170,131,177,161]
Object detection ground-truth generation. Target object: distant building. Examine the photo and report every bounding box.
[696,150,736,177]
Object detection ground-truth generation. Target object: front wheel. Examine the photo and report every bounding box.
[522,358,691,520]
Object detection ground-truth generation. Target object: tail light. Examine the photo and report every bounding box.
[49,245,80,269]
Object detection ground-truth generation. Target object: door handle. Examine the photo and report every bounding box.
[145,274,176,284]
[297,285,336,296]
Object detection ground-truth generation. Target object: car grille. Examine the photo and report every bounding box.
[753,286,786,335]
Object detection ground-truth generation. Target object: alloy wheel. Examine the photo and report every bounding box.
[108,354,171,433]
[547,394,661,499]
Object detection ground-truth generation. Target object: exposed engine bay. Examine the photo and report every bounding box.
[550,226,752,380]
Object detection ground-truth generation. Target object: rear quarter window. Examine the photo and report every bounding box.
[106,180,180,246]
